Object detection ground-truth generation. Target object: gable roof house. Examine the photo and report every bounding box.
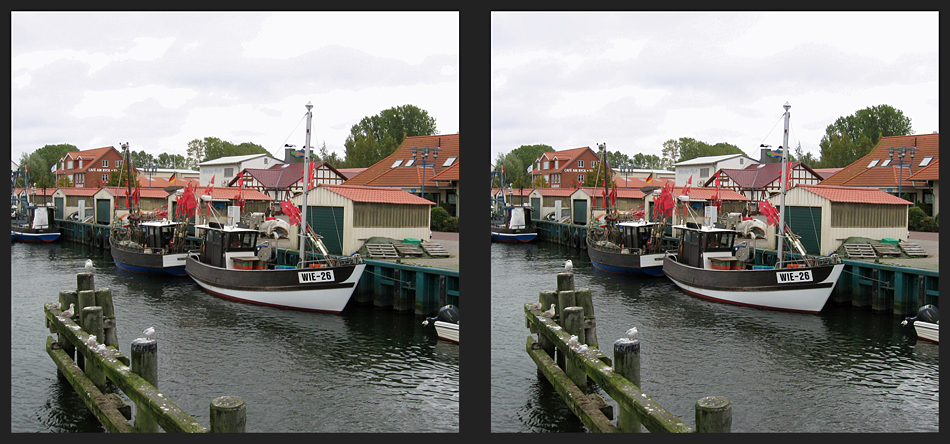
[228,162,347,202]
[818,133,938,216]
[54,146,129,188]
[528,146,602,188]
[674,153,759,188]
[708,161,824,203]
[343,133,460,217]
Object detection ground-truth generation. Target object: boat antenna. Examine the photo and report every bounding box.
[776,102,790,269]
[298,102,313,267]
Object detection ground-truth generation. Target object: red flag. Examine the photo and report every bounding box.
[609,185,617,207]
[785,161,793,189]
[280,200,301,225]
[759,200,779,226]
[205,175,214,196]
[237,177,243,188]
[683,175,692,197]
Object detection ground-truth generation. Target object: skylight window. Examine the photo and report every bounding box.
[391,159,403,168]
[404,159,415,167]
[442,156,457,167]
[879,159,891,167]
[866,159,879,168]
[919,156,933,167]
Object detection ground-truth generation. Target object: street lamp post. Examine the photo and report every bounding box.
[410,146,441,202]
[887,145,917,200]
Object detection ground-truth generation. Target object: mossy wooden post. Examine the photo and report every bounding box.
[78,271,94,293]
[131,338,160,432]
[575,287,598,349]
[614,338,642,432]
[56,290,78,377]
[81,306,107,389]
[76,290,96,371]
[557,271,574,293]
[536,290,558,378]
[556,290,575,368]
[210,396,247,432]
[96,288,118,347]
[695,396,732,432]
[562,306,587,390]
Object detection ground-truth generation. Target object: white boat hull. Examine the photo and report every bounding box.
[914,320,939,343]
[434,321,459,343]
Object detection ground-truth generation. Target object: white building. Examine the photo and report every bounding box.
[199,154,283,187]
[674,154,759,186]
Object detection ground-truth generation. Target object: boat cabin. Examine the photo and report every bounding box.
[616,220,658,252]
[674,223,738,269]
[197,224,261,269]
[140,220,183,252]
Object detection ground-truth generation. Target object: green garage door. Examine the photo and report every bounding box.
[785,206,821,255]
[305,206,345,255]
[530,197,541,221]
[96,199,111,225]
[572,199,588,225]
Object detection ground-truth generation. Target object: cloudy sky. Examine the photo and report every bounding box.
[12,11,459,167]
[491,12,938,168]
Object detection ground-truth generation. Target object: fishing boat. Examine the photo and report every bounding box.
[110,142,190,276]
[490,169,537,243]
[662,103,844,314]
[491,205,537,243]
[185,102,366,313]
[12,205,61,243]
[434,321,459,343]
[423,305,459,343]
[586,143,669,275]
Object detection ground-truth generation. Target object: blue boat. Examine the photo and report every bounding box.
[491,206,538,243]
[12,206,61,243]
[110,219,189,276]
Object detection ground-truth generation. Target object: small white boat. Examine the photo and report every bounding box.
[434,321,459,343]
[913,321,938,343]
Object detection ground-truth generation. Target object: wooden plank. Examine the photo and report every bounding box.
[392,243,424,256]
[421,242,450,257]
[365,244,399,259]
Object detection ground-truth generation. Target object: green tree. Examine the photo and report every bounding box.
[817,104,913,168]
[186,138,205,168]
[16,143,76,188]
[318,142,344,167]
[131,150,156,168]
[343,104,437,168]
[661,139,680,166]
[629,153,670,170]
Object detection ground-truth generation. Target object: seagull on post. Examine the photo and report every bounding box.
[626,327,639,339]
[143,327,155,341]
[59,303,75,319]
[540,304,557,318]
[85,259,94,273]
[564,259,573,273]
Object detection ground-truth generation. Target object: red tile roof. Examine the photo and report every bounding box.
[54,187,100,196]
[343,133,459,187]
[907,158,938,181]
[796,184,911,205]
[431,159,459,182]
[532,146,598,174]
[318,184,433,205]
[98,186,171,199]
[818,133,938,187]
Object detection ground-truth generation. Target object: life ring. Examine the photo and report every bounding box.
[95,234,103,248]
[85,227,93,244]
[562,228,571,244]
[572,233,580,249]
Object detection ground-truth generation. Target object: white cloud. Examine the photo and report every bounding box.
[72,85,198,118]
[602,38,648,62]
[13,72,31,88]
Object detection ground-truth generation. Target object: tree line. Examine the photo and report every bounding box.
[15,104,439,189]
[493,104,915,188]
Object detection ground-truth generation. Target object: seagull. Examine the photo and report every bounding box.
[143,327,155,341]
[86,335,97,347]
[577,344,589,356]
[564,259,573,273]
[567,334,580,349]
[540,304,556,318]
[49,302,61,311]
[626,327,639,339]
[528,302,542,311]
[60,303,75,319]
[85,259,94,273]
[95,343,107,355]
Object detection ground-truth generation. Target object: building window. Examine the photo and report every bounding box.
[116,160,123,168]
[442,156,457,167]
[879,159,891,167]
[67,160,73,169]
[577,174,585,183]
[700,168,709,178]
[102,174,109,183]
[919,156,933,167]
[542,161,549,170]
[391,159,403,168]
[404,159,415,167]
[224,167,234,177]
[867,159,879,168]
[578,160,584,168]
[102,160,108,168]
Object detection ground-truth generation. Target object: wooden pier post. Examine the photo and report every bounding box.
[556,290,575,369]
[557,271,574,293]
[695,396,732,433]
[81,306,106,389]
[96,288,118,347]
[131,338,160,432]
[562,306,587,390]
[210,396,247,432]
[870,269,886,312]
[76,290,96,370]
[535,290,558,378]
[78,271,94,293]
[56,290,78,376]
[575,288,598,349]
[613,338,642,432]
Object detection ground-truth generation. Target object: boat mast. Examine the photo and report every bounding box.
[776,102,790,268]
[299,102,313,264]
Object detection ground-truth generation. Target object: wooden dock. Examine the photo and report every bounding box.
[44,272,246,432]
[524,271,731,433]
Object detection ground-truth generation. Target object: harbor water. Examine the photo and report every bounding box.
[11,241,459,433]
[491,241,938,432]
